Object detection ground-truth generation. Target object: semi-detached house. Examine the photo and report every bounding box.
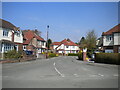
[0,19,23,59]
[23,30,46,57]
[51,39,80,54]
[102,24,120,53]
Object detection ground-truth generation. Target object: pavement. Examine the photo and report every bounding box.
[1,56,118,88]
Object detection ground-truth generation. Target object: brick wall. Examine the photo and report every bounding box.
[0,55,36,64]
[114,45,120,53]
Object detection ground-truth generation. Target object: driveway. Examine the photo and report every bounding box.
[2,56,118,88]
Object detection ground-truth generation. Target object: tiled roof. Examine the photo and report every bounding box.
[52,39,78,46]
[34,34,45,41]
[51,42,61,45]
[0,19,16,30]
[23,30,45,45]
[102,24,120,35]
[61,39,78,46]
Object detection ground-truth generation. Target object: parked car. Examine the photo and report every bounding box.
[25,50,33,55]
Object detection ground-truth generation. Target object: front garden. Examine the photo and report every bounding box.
[77,50,120,65]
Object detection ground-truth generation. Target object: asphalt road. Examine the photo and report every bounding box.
[2,56,118,88]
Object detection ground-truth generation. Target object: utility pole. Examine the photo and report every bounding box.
[46,25,49,58]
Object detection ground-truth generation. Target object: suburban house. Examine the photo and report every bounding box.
[51,39,80,54]
[102,24,120,53]
[22,30,46,57]
[0,19,23,59]
[96,37,103,51]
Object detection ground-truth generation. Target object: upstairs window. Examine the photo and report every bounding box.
[16,33,20,37]
[3,29,8,36]
[106,35,112,42]
[15,31,20,37]
[42,42,44,46]
[66,46,69,48]
[37,40,41,45]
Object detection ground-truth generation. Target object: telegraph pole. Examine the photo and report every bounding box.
[46,25,49,58]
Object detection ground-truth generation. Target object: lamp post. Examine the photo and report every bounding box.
[46,25,49,58]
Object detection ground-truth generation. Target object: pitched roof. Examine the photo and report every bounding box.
[102,24,120,35]
[0,19,16,30]
[23,30,45,45]
[60,39,78,46]
[51,42,61,45]
[52,39,78,46]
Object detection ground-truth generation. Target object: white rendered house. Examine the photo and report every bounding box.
[102,24,120,53]
[51,39,80,54]
[0,19,23,58]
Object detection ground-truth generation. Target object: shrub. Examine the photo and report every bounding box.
[78,52,83,60]
[68,53,78,56]
[95,53,120,65]
[48,53,58,58]
[4,50,23,59]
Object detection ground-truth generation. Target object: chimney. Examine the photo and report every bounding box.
[12,31,14,42]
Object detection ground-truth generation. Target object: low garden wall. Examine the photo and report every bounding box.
[0,55,36,64]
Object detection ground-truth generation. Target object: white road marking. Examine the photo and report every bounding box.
[74,74,79,77]
[98,74,104,77]
[53,62,64,77]
[113,74,118,77]
[89,74,98,77]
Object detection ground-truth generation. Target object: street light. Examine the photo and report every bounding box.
[46,25,49,58]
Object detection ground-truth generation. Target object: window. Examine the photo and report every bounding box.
[15,31,20,37]
[72,51,75,53]
[105,49,113,53]
[23,45,26,50]
[3,29,8,36]
[106,35,112,41]
[42,42,44,46]
[73,46,75,48]
[16,33,20,37]
[4,43,13,52]
[66,46,69,48]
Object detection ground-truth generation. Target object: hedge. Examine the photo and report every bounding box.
[68,53,78,56]
[95,53,120,65]
[48,53,58,58]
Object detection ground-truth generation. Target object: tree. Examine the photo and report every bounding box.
[84,30,97,57]
[79,30,97,57]
[85,30,97,50]
[79,37,85,48]
[46,39,52,50]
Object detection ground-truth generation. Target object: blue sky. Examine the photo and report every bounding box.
[2,2,118,42]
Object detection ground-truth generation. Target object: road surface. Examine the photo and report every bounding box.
[2,56,118,88]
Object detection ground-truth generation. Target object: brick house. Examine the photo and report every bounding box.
[51,39,80,54]
[22,30,46,57]
[102,24,120,53]
[0,19,23,59]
